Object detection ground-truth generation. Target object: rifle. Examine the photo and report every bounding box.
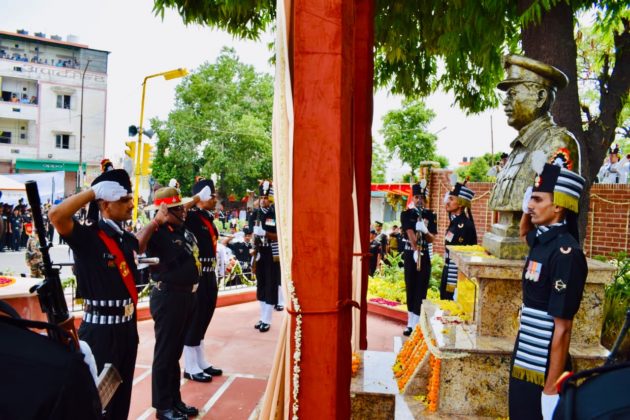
[25,181,121,409]
[25,180,78,347]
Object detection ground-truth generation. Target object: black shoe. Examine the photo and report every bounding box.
[403,327,412,337]
[156,408,187,420]
[174,401,199,417]
[203,366,223,376]
[254,320,263,329]
[259,322,270,333]
[274,305,284,311]
[183,371,212,382]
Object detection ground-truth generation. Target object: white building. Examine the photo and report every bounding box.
[0,29,109,197]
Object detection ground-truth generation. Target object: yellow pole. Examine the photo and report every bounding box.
[131,68,188,224]
[132,78,148,224]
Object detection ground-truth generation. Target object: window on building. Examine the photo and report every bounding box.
[0,131,11,144]
[56,94,71,109]
[55,134,70,149]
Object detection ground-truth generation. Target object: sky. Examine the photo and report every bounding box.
[1,0,516,177]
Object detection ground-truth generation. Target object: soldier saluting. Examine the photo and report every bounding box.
[509,152,587,420]
[49,169,139,420]
[400,180,436,336]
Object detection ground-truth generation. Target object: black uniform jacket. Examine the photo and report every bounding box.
[400,207,437,252]
[65,219,139,302]
[523,225,587,319]
[148,223,200,286]
[185,207,218,259]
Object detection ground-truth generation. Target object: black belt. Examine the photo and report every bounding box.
[152,252,191,273]
[155,281,199,293]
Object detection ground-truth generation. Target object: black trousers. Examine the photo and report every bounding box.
[78,319,138,420]
[256,248,280,305]
[150,287,196,410]
[403,249,431,315]
[184,271,218,346]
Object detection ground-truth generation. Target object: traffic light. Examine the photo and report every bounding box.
[141,143,153,175]
[128,125,138,137]
[125,141,137,160]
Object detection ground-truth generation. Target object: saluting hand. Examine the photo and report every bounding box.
[154,203,169,226]
[197,185,213,202]
[91,181,127,202]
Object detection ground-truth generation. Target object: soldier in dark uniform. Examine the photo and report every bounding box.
[368,229,383,276]
[224,226,255,281]
[374,220,388,255]
[249,180,280,332]
[49,169,139,420]
[181,178,223,382]
[137,187,201,420]
[509,154,587,420]
[401,181,437,335]
[440,181,477,300]
[9,207,22,251]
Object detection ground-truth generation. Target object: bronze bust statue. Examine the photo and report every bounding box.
[484,55,582,258]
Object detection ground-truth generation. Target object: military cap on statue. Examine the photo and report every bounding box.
[87,169,133,221]
[531,151,585,214]
[258,180,274,197]
[100,158,113,173]
[497,55,569,91]
[144,187,192,211]
[191,178,215,196]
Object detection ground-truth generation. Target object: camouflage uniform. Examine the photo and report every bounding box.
[25,234,43,278]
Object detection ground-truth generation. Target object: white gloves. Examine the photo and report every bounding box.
[541,392,559,420]
[79,340,98,383]
[413,251,418,263]
[522,186,533,214]
[253,225,266,236]
[92,181,128,202]
[197,185,212,202]
[416,220,428,234]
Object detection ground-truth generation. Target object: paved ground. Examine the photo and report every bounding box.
[1,244,406,419]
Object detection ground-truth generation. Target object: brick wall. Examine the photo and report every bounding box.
[426,169,630,258]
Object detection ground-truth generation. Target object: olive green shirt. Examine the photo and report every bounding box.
[489,115,581,211]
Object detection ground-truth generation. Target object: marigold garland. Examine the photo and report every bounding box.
[392,327,430,392]
[287,281,302,420]
[351,352,361,377]
[426,354,442,412]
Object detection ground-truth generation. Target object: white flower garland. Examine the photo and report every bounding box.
[287,280,302,419]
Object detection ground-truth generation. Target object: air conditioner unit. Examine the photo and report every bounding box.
[34,32,46,38]
[48,154,53,158]
[10,149,19,154]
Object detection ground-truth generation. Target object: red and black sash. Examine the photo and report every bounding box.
[198,214,217,254]
[97,230,137,306]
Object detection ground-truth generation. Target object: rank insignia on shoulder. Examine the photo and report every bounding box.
[554,279,567,292]
[560,246,572,254]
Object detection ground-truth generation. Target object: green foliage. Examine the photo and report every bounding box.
[380,99,438,176]
[153,0,275,40]
[371,141,387,183]
[455,152,503,182]
[434,155,450,169]
[367,253,444,304]
[597,251,630,360]
[151,47,274,196]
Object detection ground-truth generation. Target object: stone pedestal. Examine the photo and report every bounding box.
[414,247,614,417]
[482,211,529,259]
[350,351,396,419]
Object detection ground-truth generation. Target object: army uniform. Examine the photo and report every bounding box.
[509,157,587,419]
[25,233,43,277]
[249,181,281,332]
[440,183,477,300]
[401,187,437,331]
[65,218,140,420]
[182,178,223,381]
[147,220,200,412]
[368,233,383,276]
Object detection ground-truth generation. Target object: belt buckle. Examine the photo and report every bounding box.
[211,259,217,270]
[124,302,135,317]
[192,283,199,293]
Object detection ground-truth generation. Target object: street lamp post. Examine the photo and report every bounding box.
[77,59,92,192]
[132,68,188,223]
